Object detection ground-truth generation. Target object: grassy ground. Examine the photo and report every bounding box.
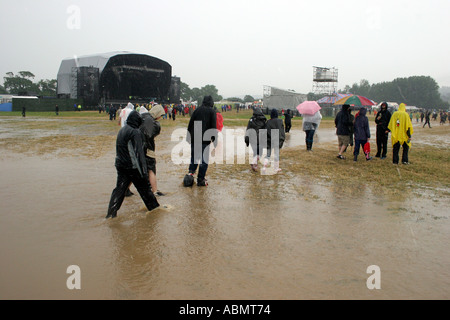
[1,110,449,198]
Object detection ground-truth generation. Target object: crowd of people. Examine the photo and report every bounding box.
[335,102,414,165]
[105,97,446,218]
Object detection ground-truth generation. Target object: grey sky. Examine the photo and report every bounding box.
[1,0,449,98]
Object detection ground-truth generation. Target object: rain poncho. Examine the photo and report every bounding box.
[388,103,413,148]
[302,111,322,131]
[140,104,164,158]
[120,102,135,127]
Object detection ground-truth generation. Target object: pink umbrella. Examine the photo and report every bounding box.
[296,101,321,115]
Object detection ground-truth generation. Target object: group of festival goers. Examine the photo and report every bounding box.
[335,102,414,165]
[106,96,440,218]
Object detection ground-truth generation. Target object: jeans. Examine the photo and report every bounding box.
[354,139,368,157]
[305,130,315,147]
[189,143,211,181]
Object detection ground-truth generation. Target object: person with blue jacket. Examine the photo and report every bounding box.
[353,107,372,162]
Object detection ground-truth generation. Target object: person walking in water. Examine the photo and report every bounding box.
[388,103,414,165]
[263,109,285,173]
[184,96,217,187]
[106,111,159,218]
[302,110,322,151]
[245,107,267,171]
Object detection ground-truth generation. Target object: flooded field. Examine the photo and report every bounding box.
[0,116,449,299]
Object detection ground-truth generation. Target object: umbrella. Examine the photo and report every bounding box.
[296,101,321,115]
[316,93,352,104]
[333,95,376,107]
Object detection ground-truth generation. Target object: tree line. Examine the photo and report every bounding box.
[2,71,447,109]
[0,71,57,96]
[338,76,449,109]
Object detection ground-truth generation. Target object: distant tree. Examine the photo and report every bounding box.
[3,71,39,94]
[179,82,223,103]
[226,97,243,103]
[243,95,254,103]
[0,84,7,94]
[37,79,57,96]
[439,86,450,104]
[180,81,192,101]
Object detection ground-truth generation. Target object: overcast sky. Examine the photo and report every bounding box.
[1,0,449,98]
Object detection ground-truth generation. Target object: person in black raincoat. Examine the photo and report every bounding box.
[374,102,391,159]
[245,107,267,171]
[335,104,353,159]
[106,110,159,218]
[264,109,285,173]
[185,95,217,186]
[284,109,293,133]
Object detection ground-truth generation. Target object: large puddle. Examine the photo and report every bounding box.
[0,118,449,299]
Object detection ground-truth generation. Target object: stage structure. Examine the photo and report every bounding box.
[312,66,338,95]
[263,86,307,113]
[57,51,175,106]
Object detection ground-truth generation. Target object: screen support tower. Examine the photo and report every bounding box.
[312,66,338,95]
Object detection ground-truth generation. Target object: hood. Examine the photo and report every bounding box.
[398,103,406,112]
[139,106,148,114]
[149,104,165,119]
[201,95,214,107]
[253,107,264,117]
[359,107,367,116]
[270,109,278,119]
[126,110,142,129]
[342,104,350,112]
[126,102,135,110]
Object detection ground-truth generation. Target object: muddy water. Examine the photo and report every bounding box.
[0,120,449,299]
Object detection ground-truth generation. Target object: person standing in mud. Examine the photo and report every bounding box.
[106,110,159,218]
[374,102,391,159]
[22,106,26,117]
[184,95,217,187]
[388,103,414,165]
[284,109,292,133]
[245,107,267,171]
[335,104,353,159]
[353,107,372,162]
